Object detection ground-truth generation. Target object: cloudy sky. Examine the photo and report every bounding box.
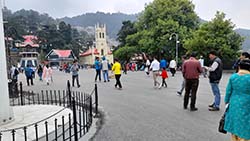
[4,0,250,29]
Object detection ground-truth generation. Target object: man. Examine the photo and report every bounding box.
[160,58,168,70]
[101,56,110,82]
[150,56,160,88]
[94,57,101,82]
[177,55,188,96]
[112,58,122,89]
[233,52,250,73]
[10,65,19,82]
[70,60,80,88]
[182,52,202,111]
[204,51,223,111]
[24,64,34,86]
[169,59,177,77]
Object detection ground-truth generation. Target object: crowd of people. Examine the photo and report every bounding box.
[9,51,250,141]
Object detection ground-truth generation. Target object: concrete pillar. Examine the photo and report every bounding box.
[0,1,14,125]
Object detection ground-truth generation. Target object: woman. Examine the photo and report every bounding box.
[37,64,43,81]
[224,59,250,141]
[112,58,122,89]
[42,64,52,85]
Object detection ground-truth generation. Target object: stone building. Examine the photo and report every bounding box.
[79,24,113,65]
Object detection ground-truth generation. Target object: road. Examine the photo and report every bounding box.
[20,69,231,141]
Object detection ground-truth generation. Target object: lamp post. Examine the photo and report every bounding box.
[169,33,179,66]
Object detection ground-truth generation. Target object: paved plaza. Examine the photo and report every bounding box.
[19,69,232,141]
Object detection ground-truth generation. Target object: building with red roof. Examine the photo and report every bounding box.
[15,35,39,52]
[45,49,76,67]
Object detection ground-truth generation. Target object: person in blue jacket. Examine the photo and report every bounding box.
[94,57,101,82]
[24,64,34,86]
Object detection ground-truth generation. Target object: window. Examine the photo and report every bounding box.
[99,33,102,38]
[101,49,104,55]
[102,33,104,38]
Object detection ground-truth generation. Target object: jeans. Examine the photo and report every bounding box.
[178,79,186,94]
[210,82,221,108]
[103,70,109,81]
[26,76,33,86]
[72,75,80,87]
[95,70,101,81]
[184,79,199,109]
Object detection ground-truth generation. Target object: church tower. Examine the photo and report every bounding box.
[95,23,113,62]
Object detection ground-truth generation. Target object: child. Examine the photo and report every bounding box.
[159,67,168,88]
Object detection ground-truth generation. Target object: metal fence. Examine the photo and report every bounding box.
[1,80,99,141]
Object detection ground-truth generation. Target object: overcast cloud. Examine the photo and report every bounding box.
[4,0,250,29]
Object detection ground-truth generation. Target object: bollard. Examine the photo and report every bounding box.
[20,82,24,106]
[94,83,98,116]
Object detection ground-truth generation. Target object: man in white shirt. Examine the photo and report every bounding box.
[150,57,160,88]
[169,59,177,77]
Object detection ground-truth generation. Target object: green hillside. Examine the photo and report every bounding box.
[235,28,250,51]
[60,12,138,39]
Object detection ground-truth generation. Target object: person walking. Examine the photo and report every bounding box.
[177,55,188,96]
[159,67,168,88]
[199,55,207,77]
[204,51,223,111]
[24,64,34,86]
[182,52,202,111]
[224,59,250,141]
[94,57,101,82]
[112,58,122,89]
[160,58,168,70]
[37,64,43,81]
[42,64,52,85]
[10,65,19,82]
[101,56,110,82]
[150,56,160,88]
[169,59,177,77]
[70,60,80,87]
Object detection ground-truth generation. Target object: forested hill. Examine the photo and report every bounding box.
[60,12,138,39]
[235,28,250,51]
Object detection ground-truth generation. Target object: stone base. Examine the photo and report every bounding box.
[0,105,72,141]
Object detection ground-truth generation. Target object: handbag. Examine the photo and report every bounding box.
[218,104,229,134]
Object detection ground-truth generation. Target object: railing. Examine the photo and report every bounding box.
[1,80,99,141]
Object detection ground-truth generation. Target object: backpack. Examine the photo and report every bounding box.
[14,68,19,76]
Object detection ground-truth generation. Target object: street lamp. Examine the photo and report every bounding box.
[169,33,179,66]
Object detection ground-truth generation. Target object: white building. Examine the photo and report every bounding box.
[79,24,113,65]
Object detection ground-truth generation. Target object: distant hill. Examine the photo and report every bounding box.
[235,28,250,51]
[60,12,138,39]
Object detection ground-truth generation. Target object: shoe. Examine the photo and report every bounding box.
[115,84,117,88]
[104,80,106,82]
[190,107,198,111]
[177,91,182,96]
[209,107,220,111]
[158,85,162,89]
[208,103,214,108]
[77,85,80,88]
[108,80,110,82]
[183,106,187,110]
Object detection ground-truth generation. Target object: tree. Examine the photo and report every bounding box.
[117,20,137,47]
[122,0,199,59]
[114,46,137,62]
[184,12,244,61]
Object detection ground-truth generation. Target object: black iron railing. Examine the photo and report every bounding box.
[0,80,99,141]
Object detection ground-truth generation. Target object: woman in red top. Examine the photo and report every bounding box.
[159,67,168,88]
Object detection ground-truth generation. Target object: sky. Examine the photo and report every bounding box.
[4,0,250,29]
